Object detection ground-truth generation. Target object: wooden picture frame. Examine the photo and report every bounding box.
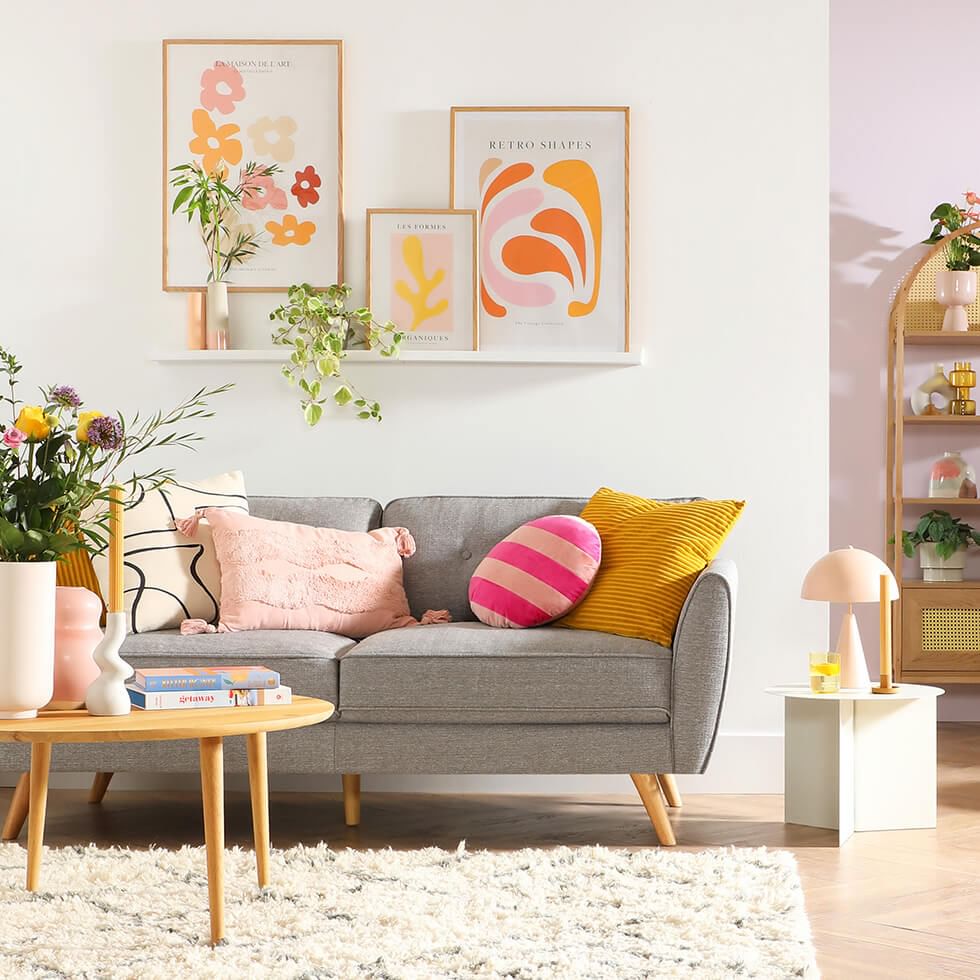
[163,39,344,292]
[450,106,630,353]
[366,209,478,351]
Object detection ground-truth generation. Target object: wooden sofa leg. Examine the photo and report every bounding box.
[342,774,361,827]
[656,773,682,808]
[1,773,29,841]
[630,773,676,846]
[88,772,113,804]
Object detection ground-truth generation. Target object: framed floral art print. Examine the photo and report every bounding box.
[163,39,343,291]
[366,209,478,351]
[450,106,629,352]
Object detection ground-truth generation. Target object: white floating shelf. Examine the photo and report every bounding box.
[150,348,644,366]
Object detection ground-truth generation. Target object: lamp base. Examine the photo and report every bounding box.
[836,612,872,690]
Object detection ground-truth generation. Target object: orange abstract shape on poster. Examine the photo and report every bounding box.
[501,236,575,287]
[481,162,534,217]
[531,208,587,283]
[189,108,243,174]
[543,160,602,316]
[265,213,316,246]
[481,281,506,318]
[479,158,502,193]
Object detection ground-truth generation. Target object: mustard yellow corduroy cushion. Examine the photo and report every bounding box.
[558,488,744,647]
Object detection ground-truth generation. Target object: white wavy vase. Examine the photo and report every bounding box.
[84,612,132,716]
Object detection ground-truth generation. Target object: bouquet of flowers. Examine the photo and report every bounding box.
[0,345,230,562]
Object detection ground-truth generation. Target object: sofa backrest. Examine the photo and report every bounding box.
[382,496,587,622]
[250,496,382,531]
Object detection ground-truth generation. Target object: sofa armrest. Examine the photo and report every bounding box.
[669,559,738,773]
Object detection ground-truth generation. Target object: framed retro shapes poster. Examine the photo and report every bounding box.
[366,209,478,351]
[451,106,629,352]
[163,39,343,291]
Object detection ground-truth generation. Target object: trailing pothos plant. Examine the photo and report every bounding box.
[896,510,980,559]
[270,283,403,426]
[923,195,980,271]
[169,161,281,283]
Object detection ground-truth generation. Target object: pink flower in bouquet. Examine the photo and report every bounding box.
[2,427,25,449]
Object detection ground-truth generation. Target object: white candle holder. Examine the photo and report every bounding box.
[85,612,132,715]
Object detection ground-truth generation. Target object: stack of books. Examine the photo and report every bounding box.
[126,666,292,710]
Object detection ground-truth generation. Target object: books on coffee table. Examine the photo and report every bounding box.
[132,666,280,692]
[127,684,292,710]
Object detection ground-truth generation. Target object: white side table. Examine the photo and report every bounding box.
[766,684,944,845]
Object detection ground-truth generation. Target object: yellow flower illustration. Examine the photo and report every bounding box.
[76,410,104,443]
[265,214,316,246]
[188,108,243,174]
[15,406,53,440]
[247,115,297,163]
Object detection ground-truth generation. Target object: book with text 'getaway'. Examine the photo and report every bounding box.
[127,685,293,710]
[132,666,280,692]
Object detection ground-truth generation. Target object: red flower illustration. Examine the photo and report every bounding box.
[291,166,321,208]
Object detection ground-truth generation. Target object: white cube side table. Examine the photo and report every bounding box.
[766,684,944,845]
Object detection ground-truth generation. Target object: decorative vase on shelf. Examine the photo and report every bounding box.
[919,542,967,582]
[206,281,230,350]
[929,450,978,499]
[187,291,207,350]
[46,586,103,711]
[936,269,977,333]
[0,562,56,719]
[910,363,955,416]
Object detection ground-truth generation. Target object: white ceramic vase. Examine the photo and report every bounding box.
[206,281,230,350]
[936,270,977,333]
[0,562,56,719]
[85,612,132,716]
[919,542,967,582]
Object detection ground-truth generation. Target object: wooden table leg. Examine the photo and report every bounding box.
[246,732,270,889]
[27,744,52,891]
[88,771,113,804]
[2,773,29,841]
[198,736,225,946]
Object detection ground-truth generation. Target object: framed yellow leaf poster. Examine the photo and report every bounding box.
[451,107,629,352]
[366,209,478,351]
[163,39,343,291]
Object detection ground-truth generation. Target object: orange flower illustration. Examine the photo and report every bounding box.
[247,115,297,163]
[291,165,321,207]
[188,108,242,173]
[200,62,245,115]
[265,214,316,246]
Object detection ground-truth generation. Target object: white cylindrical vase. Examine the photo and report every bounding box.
[0,562,56,719]
[919,542,967,582]
[936,270,977,333]
[206,281,230,350]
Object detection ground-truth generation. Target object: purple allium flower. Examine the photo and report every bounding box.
[50,385,82,409]
[84,415,123,451]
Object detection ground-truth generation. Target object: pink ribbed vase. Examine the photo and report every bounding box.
[46,586,103,711]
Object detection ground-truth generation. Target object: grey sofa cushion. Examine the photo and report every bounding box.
[121,629,354,705]
[251,495,382,531]
[339,622,671,724]
[383,496,586,622]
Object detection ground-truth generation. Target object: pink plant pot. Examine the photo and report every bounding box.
[46,586,103,711]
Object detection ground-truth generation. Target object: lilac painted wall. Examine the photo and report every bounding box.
[832,0,980,718]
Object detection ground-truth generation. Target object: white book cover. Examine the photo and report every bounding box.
[127,684,292,710]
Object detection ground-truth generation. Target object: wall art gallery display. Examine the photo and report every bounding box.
[451,106,629,353]
[163,39,343,291]
[366,209,478,351]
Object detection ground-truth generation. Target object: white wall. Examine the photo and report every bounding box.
[4,0,828,792]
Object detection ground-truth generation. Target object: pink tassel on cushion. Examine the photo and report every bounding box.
[180,618,218,634]
[420,609,451,625]
[174,513,204,537]
[393,527,416,558]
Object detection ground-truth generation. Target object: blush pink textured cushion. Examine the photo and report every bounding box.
[468,515,601,628]
[180,508,446,638]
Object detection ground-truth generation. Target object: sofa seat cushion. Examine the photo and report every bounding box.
[338,622,671,724]
[121,629,354,706]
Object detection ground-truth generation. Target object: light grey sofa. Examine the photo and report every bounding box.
[0,496,737,846]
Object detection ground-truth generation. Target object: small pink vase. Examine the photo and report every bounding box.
[46,586,103,711]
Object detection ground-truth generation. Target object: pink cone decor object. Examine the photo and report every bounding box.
[46,586,103,711]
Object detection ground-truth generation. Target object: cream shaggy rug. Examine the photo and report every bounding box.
[0,842,816,979]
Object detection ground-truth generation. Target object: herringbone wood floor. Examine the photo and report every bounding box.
[3,724,980,978]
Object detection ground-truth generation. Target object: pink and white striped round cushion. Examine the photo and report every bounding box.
[468,515,602,628]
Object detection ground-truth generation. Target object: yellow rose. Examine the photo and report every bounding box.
[76,410,104,443]
[14,406,52,440]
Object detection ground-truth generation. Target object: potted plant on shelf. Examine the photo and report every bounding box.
[170,161,280,349]
[923,195,980,332]
[270,283,404,426]
[0,345,229,718]
[898,510,980,582]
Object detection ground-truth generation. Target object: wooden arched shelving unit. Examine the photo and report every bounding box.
[887,221,980,682]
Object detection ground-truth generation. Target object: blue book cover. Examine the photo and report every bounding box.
[131,666,280,692]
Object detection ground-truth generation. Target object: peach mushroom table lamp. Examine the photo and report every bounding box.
[801,547,899,691]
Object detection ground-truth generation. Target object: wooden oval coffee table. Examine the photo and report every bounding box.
[0,696,334,945]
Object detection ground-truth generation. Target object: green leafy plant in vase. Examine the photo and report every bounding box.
[170,161,281,348]
[270,283,403,426]
[923,195,980,332]
[898,510,980,582]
